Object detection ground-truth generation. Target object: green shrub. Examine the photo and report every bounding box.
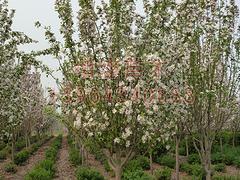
[15,140,25,151]
[123,169,154,180]
[24,167,52,180]
[0,143,5,151]
[14,149,30,165]
[0,149,7,160]
[103,160,111,172]
[45,147,57,161]
[69,148,82,166]
[158,155,175,169]
[233,157,240,168]
[36,160,55,177]
[212,153,224,164]
[180,163,192,174]
[212,175,240,180]
[180,163,204,177]
[76,166,105,180]
[0,174,3,180]
[136,156,150,170]
[154,167,172,180]
[223,152,235,165]
[4,162,17,173]
[214,163,225,172]
[125,156,150,172]
[179,147,186,156]
[188,154,200,164]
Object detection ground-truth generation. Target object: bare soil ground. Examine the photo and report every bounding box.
[54,137,76,180]
[1,138,53,180]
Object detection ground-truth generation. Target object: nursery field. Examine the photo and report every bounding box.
[1,0,240,180]
[0,133,240,180]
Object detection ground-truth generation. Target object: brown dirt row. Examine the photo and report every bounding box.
[54,137,76,180]
[0,138,53,180]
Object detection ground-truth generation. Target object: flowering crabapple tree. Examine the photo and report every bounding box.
[0,0,40,160]
[37,0,194,179]
[20,69,46,146]
[176,0,240,179]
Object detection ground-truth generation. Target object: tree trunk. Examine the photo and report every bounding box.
[115,165,122,180]
[185,136,189,157]
[220,137,223,154]
[150,151,153,175]
[232,132,235,147]
[175,136,180,180]
[11,130,16,161]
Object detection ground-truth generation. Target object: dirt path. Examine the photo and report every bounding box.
[2,138,53,180]
[54,137,76,180]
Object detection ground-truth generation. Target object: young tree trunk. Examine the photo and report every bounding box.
[11,130,16,161]
[202,140,212,180]
[220,137,223,154]
[232,132,236,147]
[175,136,180,180]
[185,136,189,157]
[115,165,122,180]
[150,151,153,175]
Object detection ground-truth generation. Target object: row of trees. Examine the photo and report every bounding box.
[0,0,55,160]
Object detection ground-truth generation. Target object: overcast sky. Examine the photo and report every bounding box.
[8,0,240,94]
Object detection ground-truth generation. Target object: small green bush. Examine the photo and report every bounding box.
[158,155,175,169]
[45,147,57,161]
[0,149,7,160]
[212,175,240,180]
[76,166,105,180]
[154,167,172,180]
[187,154,201,164]
[123,169,154,180]
[136,156,150,170]
[36,160,55,177]
[223,152,235,165]
[212,152,224,164]
[179,147,186,156]
[214,163,225,172]
[233,157,240,168]
[0,143,5,151]
[180,163,204,177]
[69,148,82,166]
[24,167,52,180]
[125,156,150,173]
[15,140,25,151]
[14,149,30,165]
[4,162,17,173]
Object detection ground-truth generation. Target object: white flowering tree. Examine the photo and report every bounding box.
[0,0,40,160]
[176,0,240,179]
[36,0,195,179]
[20,70,46,146]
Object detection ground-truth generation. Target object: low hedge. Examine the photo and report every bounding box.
[154,167,172,180]
[213,163,225,172]
[14,136,51,165]
[24,135,62,180]
[187,154,201,164]
[212,175,240,180]
[180,163,204,177]
[125,156,150,172]
[4,162,17,173]
[76,166,105,180]
[14,149,30,165]
[157,154,175,169]
[69,147,82,166]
